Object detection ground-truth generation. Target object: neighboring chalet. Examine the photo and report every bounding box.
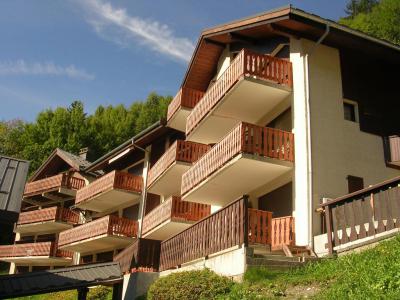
[1,5,400,298]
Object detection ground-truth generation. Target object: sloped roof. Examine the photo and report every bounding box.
[0,155,29,223]
[181,5,400,91]
[30,148,92,181]
[0,262,122,298]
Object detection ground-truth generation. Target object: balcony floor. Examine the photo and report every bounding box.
[168,107,191,132]
[0,256,72,266]
[142,219,193,241]
[187,77,291,144]
[75,189,140,212]
[59,235,134,254]
[15,221,73,235]
[148,162,191,196]
[183,153,293,207]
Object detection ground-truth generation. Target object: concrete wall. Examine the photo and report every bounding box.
[122,272,159,300]
[159,246,247,281]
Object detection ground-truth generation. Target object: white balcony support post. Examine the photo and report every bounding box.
[137,145,151,237]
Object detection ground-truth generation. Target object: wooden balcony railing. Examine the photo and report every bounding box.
[24,173,85,197]
[167,88,205,121]
[186,49,293,135]
[147,140,210,188]
[114,238,161,274]
[159,196,273,271]
[142,196,211,234]
[321,175,400,254]
[75,171,142,205]
[58,215,138,247]
[271,216,295,250]
[0,242,73,258]
[17,206,80,226]
[182,123,294,196]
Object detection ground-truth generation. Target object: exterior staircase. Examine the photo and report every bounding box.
[246,244,319,271]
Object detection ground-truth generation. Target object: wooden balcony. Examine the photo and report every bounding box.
[167,88,204,132]
[182,122,294,206]
[147,140,210,197]
[142,196,211,240]
[75,171,143,212]
[186,49,293,144]
[385,135,400,167]
[0,242,73,265]
[159,197,276,271]
[58,215,138,254]
[24,173,85,200]
[15,206,80,235]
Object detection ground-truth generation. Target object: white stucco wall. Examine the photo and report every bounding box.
[291,38,400,245]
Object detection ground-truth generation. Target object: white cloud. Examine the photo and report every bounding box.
[79,0,195,63]
[0,60,95,80]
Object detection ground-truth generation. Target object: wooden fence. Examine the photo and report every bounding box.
[321,176,400,254]
[159,197,275,271]
[114,238,161,273]
[271,216,295,250]
[181,122,294,195]
[186,48,292,135]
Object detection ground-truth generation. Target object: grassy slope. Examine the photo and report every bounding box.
[226,235,400,299]
[10,286,112,300]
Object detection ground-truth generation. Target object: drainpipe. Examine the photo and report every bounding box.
[304,25,330,247]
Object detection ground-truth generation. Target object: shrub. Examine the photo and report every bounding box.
[147,269,234,300]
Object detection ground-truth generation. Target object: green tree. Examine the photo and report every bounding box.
[340,0,400,45]
[344,0,378,18]
[0,93,171,173]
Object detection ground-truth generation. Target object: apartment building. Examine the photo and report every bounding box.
[1,6,400,289]
[0,149,91,273]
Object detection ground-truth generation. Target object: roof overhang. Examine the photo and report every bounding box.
[181,5,400,92]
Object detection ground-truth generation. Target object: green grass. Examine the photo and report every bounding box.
[147,235,400,299]
[10,286,112,300]
[226,235,400,299]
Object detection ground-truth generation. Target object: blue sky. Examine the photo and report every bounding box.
[0,0,348,121]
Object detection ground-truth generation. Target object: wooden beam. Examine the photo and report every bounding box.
[228,32,257,45]
[268,23,300,39]
[204,38,226,48]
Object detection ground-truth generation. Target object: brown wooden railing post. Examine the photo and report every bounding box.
[324,206,334,255]
[243,195,249,247]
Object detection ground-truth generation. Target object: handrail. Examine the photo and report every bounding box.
[167,88,205,121]
[186,48,292,135]
[181,122,294,195]
[75,171,142,204]
[58,215,138,247]
[271,216,295,249]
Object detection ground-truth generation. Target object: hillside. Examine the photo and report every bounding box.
[147,235,400,299]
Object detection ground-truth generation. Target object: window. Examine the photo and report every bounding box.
[347,175,364,194]
[343,100,358,122]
